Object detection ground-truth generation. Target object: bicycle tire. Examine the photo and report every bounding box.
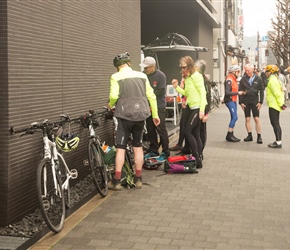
[88,140,108,197]
[122,149,136,188]
[210,92,215,111]
[36,159,65,233]
[214,89,220,107]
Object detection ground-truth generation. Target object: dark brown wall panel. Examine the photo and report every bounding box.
[1,0,141,226]
[0,0,9,225]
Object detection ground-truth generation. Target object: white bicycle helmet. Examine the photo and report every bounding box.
[227,65,240,74]
[55,134,80,152]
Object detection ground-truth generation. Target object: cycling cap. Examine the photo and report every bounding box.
[227,65,240,73]
[140,56,156,68]
[113,52,131,67]
[265,64,279,74]
[56,135,80,152]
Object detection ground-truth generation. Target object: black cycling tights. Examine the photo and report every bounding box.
[183,106,202,158]
[269,107,282,141]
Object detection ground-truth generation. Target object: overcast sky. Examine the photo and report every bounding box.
[242,0,276,37]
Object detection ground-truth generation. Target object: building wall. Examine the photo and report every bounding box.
[0,0,141,226]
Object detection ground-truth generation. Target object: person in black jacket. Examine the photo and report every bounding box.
[239,63,264,144]
[140,56,170,162]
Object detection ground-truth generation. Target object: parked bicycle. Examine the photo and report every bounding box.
[210,81,220,111]
[10,115,79,233]
[79,110,108,197]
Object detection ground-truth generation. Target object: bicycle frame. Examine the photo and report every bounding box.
[42,132,62,198]
[40,120,77,209]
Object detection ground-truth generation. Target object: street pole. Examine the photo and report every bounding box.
[257,30,259,69]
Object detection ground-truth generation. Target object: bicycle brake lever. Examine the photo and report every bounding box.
[60,114,70,121]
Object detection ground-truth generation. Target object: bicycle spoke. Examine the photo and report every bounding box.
[37,159,65,233]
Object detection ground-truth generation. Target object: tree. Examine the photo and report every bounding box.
[268,0,290,67]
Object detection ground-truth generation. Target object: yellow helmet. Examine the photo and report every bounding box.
[265,65,279,74]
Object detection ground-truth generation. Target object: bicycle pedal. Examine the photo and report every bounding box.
[83,159,89,166]
[70,169,78,179]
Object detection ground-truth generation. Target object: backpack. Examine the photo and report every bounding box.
[164,155,197,174]
[102,145,136,188]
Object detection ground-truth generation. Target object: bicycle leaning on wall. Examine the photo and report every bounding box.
[10,115,80,233]
[79,110,109,197]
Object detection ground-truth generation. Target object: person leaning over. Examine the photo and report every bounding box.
[239,63,264,144]
[171,56,207,168]
[265,65,285,148]
[107,52,160,190]
[140,56,170,162]
[224,65,245,142]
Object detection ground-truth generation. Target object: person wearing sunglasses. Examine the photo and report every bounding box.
[171,56,207,168]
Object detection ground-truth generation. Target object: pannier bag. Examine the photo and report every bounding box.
[164,155,197,174]
[102,145,116,165]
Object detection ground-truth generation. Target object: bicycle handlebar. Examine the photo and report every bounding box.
[10,115,77,135]
[10,108,113,135]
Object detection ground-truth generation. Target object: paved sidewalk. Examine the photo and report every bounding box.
[31,103,290,249]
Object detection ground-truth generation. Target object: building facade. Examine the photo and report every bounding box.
[0,0,243,226]
[0,0,142,226]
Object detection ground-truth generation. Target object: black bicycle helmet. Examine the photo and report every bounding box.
[113,52,131,67]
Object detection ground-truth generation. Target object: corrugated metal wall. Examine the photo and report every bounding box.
[1,0,141,226]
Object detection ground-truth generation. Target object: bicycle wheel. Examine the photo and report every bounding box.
[122,149,136,188]
[37,159,65,233]
[88,140,108,197]
[214,89,220,107]
[210,90,215,111]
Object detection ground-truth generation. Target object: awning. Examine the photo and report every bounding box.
[143,33,209,52]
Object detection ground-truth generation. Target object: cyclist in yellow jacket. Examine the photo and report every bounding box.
[171,56,207,168]
[265,65,285,148]
[108,52,160,190]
